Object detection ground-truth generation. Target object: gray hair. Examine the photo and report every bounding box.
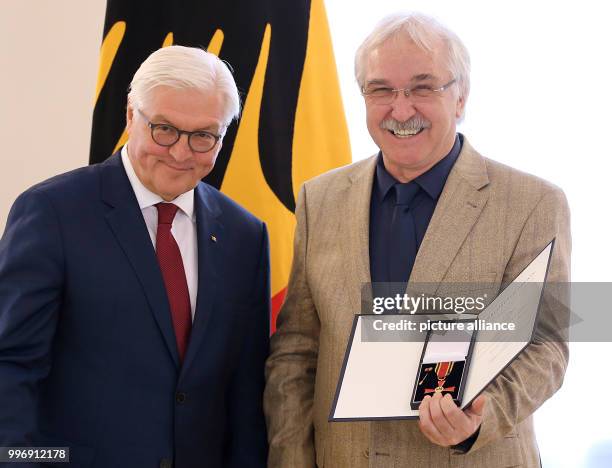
[128,45,241,125]
[355,12,470,115]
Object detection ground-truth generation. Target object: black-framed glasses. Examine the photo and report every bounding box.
[361,78,457,105]
[137,109,223,153]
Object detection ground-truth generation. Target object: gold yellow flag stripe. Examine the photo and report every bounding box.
[162,32,174,48]
[207,29,224,56]
[292,0,351,196]
[221,24,297,299]
[94,21,126,106]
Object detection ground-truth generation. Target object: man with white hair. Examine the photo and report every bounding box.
[265,12,570,468]
[0,46,269,468]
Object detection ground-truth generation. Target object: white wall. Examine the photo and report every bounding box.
[1,1,611,466]
[0,0,105,232]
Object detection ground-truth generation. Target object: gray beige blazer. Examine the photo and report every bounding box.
[265,138,571,468]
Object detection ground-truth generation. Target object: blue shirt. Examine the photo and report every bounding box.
[369,133,463,284]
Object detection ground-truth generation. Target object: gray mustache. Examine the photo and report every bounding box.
[380,116,431,132]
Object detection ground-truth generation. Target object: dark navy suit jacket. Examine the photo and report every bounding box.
[0,153,270,468]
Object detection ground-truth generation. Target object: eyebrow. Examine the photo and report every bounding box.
[365,79,390,87]
[412,73,437,82]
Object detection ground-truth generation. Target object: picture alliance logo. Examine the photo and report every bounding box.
[372,293,488,314]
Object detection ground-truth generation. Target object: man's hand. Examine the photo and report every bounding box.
[418,393,486,447]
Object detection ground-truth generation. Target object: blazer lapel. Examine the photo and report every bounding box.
[180,183,224,375]
[345,157,378,302]
[100,154,181,368]
[409,139,490,295]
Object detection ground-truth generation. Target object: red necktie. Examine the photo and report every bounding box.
[155,203,192,362]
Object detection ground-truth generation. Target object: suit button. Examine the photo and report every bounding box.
[363,449,369,458]
[176,392,186,404]
[160,458,172,468]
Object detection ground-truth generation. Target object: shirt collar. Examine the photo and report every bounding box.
[121,144,195,220]
[375,133,462,202]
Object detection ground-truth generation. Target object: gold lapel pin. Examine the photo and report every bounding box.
[211,235,217,243]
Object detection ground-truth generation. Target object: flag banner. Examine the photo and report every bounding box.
[91,0,351,330]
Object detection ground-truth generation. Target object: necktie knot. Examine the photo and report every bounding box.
[156,203,179,225]
[394,182,420,206]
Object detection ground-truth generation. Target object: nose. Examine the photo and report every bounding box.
[168,133,192,162]
[389,92,417,123]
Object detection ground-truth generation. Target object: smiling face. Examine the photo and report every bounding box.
[125,85,226,201]
[364,36,464,182]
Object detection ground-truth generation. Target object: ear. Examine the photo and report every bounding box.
[126,101,135,133]
[455,94,465,119]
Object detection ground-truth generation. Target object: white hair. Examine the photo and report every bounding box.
[355,12,471,117]
[128,45,241,124]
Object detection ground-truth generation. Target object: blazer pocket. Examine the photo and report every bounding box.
[497,435,524,467]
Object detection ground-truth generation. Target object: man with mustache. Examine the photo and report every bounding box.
[265,12,570,468]
[0,46,269,468]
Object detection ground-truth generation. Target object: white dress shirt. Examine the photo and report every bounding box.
[121,145,198,320]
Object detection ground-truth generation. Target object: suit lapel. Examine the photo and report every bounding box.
[409,140,490,294]
[100,154,181,368]
[345,157,378,300]
[180,183,224,375]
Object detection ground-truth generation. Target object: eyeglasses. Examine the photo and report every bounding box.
[137,109,223,153]
[361,78,457,105]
